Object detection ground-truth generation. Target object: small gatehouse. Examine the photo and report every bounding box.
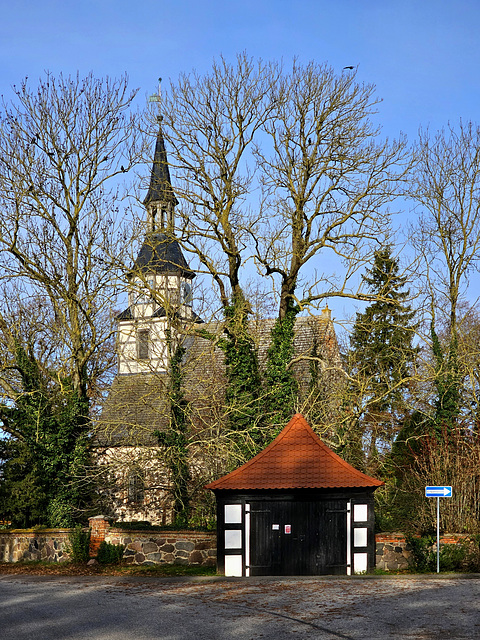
[206,414,384,576]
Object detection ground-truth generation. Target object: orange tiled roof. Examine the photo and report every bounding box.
[205,414,384,491]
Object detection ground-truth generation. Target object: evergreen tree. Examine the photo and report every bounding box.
[348,247,418,469]
[155,337,191,527]
[0,345,91,527]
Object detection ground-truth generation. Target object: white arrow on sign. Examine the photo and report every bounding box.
[425,486,452,497]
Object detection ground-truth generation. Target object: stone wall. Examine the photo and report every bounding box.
[107,530,216,566]
[375,533,471,571]
[0,524,470,570]
[89,516,216,566]
[375,533,411,571]
[0,530,71,563]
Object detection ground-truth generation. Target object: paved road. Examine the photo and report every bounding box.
[1,573,479,639]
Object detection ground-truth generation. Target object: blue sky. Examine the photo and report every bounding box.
[2,0,480,321]
[3,0,478,137]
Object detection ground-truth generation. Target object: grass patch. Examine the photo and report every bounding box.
[0,561,217,577]
[115,564,217,576]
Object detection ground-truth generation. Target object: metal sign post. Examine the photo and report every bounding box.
[425,486,453,573]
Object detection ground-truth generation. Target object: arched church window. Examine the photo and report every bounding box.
[127,470,145,504]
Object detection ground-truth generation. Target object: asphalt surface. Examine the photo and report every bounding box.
[0,573,479,639]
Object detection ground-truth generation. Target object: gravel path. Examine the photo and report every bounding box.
[1,573,479,639]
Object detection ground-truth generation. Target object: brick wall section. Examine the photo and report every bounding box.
[88,515,110,557]
[375,533,471,571]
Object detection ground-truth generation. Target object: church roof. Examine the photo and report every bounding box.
[96,374,170,446]
[143,122,178,206]
[131,232,195,278]
[205,414,384,491]
[98,313,341,447]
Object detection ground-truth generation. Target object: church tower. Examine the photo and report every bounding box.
[97,89,201,523]
[116,96,197,375]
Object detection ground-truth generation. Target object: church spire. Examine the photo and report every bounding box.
[144,79,177,233]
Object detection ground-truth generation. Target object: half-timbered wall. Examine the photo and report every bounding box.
[215,489,376,577]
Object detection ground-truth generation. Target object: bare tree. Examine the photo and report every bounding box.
[156,58,410,440]
[0,73,146,525]
[408,121,480,432]
[0,72,144,401]
[161,58,409,321]
[411,121,480,339]
[161,54,280,316]
[254,61,410,320]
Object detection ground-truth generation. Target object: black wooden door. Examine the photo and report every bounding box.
[324,501,349,575]
[249,500,347,576]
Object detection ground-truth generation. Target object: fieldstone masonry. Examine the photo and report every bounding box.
[0,529,71,563]
[375,532,472,571]
[375,533,411,570]
[88,516,216,566]
[108,532,216,566]
[0,523,471,570]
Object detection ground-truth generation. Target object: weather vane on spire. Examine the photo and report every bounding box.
[148,77,162,122]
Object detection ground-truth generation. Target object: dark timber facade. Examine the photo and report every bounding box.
[207,414,383,576]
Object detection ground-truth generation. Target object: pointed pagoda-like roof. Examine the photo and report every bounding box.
[131,232,195,278]
[143,118,178,207]
[130,111,193,278]
[205,414,384,491]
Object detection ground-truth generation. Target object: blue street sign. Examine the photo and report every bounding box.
[425,486,452,497]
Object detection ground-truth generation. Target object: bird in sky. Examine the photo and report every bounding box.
[343,66,354,70]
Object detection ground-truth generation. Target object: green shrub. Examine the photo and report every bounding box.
[97,541,125,564]
[406,535,470,572]
[461,535,480,572]
[406,534,435,572]
[67,525,91,563]
[439,543,467,571]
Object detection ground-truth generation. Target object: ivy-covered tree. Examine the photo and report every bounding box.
[219,297,263,460]
[264,299,299,431]
[0,72,140,527]
[0,345,91,527]
[430,324,461,432]
[162,56,408,464]
[155,337,191,527]
[347,247,418,470]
